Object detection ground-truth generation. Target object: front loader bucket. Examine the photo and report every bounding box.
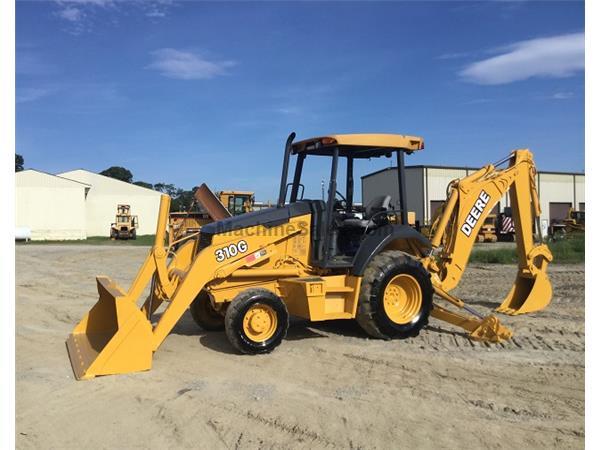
[66,276,153,380]
[496,271,553,315]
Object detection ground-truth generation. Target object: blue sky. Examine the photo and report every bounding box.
[17,0,584,202]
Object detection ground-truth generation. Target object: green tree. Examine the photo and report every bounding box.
[153,183,178,197]
[100,166,133,183]
[133,180,153,189]
[15,154,24,172]
[171,189,195,212]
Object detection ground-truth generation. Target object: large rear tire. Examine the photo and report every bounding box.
[225,288,289,354]
[356,250,433,339]
[190,290,225,331]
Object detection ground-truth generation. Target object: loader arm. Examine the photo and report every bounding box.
[424,149,553,319]
[67,194,305,379]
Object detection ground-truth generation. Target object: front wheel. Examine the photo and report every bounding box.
[356,250,433,339]
[225,288,289,354]
[190,290,224,331]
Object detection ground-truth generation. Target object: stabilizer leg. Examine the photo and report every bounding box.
[432,286,512,343]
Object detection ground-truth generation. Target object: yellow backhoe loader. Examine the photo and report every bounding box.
[67,133,552,380]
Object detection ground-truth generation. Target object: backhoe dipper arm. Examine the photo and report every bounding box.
[426,149,552,320]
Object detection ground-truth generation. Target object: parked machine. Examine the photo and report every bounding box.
[109,204,138,240]
[496,207,515,241]
[477,214,498,243]
[168,186,254,246]
[67,133,552,379]
[217,190,255,215]
[549,207,585,240]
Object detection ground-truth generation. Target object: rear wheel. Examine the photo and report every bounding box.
[225,288,289,354]
[356,250,433,339]
[190,290,224,331]
[130,229,137,240]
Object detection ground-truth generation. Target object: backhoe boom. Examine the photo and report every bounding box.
[422,149,553,340]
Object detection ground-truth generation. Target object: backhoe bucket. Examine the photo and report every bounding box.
[496,243,553,316]
[66,276,153,380]
[496,271,552,315]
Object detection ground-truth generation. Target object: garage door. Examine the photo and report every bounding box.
[549,202,572,224]
[579,202,585,212]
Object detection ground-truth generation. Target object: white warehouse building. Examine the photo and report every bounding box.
[16,170,90,240]
[16,169,163,240]
[362,165,585,228]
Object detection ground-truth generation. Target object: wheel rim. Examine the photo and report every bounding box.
[242,303,278,342]
[383,274,422,324]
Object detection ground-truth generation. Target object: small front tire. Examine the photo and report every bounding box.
[225,288,289,354]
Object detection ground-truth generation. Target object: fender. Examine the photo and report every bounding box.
[351,224,431,276]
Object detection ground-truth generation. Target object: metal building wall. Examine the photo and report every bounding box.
[424,168,468,224]
[58,170,163,236]
[538,173,584,225]
[425,168,509,223]
[16,170,88,240]
[361,167,424,222]
[574,175,585,210]
[362,165,584,227]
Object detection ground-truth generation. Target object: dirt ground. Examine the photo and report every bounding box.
[16,245,584,449]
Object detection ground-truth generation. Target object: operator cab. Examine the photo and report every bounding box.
[279,133,424,268]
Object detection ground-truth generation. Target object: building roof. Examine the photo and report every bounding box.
[361,165,585,180]
[57,169,162,195]
[16,169,92,188]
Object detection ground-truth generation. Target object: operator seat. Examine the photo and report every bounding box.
[340,195,392,230]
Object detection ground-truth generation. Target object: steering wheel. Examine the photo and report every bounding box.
[334,190,347,210]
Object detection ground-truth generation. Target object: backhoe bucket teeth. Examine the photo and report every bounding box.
[66,276,153,380]
[496,271,552,315]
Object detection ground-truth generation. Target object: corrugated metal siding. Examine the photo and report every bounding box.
[574,175,584,209]
[361,167,397,210]
[426,168,468,224]
[538,173,578,224]
[405,167,424,223]
[363,165,584,228]
[361,167,424,223]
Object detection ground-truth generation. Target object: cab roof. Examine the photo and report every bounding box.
[291,133,424,158]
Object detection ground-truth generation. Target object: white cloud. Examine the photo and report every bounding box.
[56,0,113,6]
[17,53,58,76]
[53,1,171,33]
[16,88,56,104]
[146,10,166,18]
[436,51,470,60]
[58,7,84,22]
[551,91,574,100]
[147,49,236,80]
[460,32,584,85]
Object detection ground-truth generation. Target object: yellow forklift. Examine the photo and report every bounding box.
[109,204,138,240]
